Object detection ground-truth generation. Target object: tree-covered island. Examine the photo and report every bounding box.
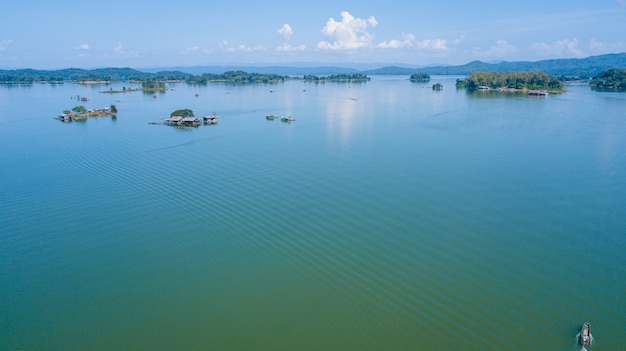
[455,71,564,93]
[302,73,370,82]
[185,71,287,84]
[589,68,626,90]
[409,73,430,82]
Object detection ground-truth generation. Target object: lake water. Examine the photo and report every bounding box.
[1,76,624,350]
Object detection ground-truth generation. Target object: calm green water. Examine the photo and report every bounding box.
[1,77,624,350]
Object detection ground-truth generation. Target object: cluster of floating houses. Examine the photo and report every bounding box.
[56,107,116,122]
[162,115,219,126]
[57,109,297,126]
[477,86,548,96]
[155,113,295,127]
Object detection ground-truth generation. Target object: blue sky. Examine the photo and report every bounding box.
[1,0,626,69]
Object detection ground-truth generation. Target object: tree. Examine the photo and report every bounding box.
[170,109,194,117]
[72,105,86,113]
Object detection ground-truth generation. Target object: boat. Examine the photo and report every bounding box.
[528,89,548,96]
[203,115,218,124]
[280,116,295,122]
[266,114,277,120]
[577,322,592,347]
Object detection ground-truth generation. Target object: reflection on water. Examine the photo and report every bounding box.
[325,94,359,150]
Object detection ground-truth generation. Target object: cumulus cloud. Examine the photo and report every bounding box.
[275,24,305,51]
[76,44,90,50]
[317,11,378,50]
[531,38,584,58]
[277,24,294,40]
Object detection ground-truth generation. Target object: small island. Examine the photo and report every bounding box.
[101,80,167,94]
[589,68,626,90]
[56,104,117,122]
[455,71,564,94]
[153,109,219,127]
[302,73,370,82]
[409,73,430,82]
[186,71,288,84]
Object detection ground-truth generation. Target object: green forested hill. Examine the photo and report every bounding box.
[363,52,626,77]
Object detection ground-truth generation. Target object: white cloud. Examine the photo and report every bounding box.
[317,11,378,50]
[225,44,266,52]
[114,43,123,53]
[0,39,13,51]
[276,43,306,52]
[182,46,199,54]
[277,24,294,40]
[489,40,518,56]
[531,38,585,58]
[76,44,90,50]
[416,38,448,51]
[589,38,626,54]
[377,33,415,49]
[275,23,305,51]
[471,40,518,60]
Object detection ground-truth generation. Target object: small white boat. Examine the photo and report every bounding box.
[577,322,592,348]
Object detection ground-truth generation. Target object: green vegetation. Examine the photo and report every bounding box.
[455,71,564,92]
[186,71,287,84]
[589,68,626,90]
[171,109,194,117]
[302,73,370,82]
[72,105,87,113]
[141,80,166,91]
[409,73,430,82]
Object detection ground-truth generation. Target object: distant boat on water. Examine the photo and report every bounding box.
[203,115,218,124]
[577,322,593,348]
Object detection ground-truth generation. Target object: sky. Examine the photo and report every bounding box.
[1,0,626,69]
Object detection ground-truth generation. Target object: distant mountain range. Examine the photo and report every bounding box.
[362,53,626,77]
[144,53,626,77]
[2,53,625,82]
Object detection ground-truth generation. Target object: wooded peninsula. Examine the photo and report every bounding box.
[588,68,626,90]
